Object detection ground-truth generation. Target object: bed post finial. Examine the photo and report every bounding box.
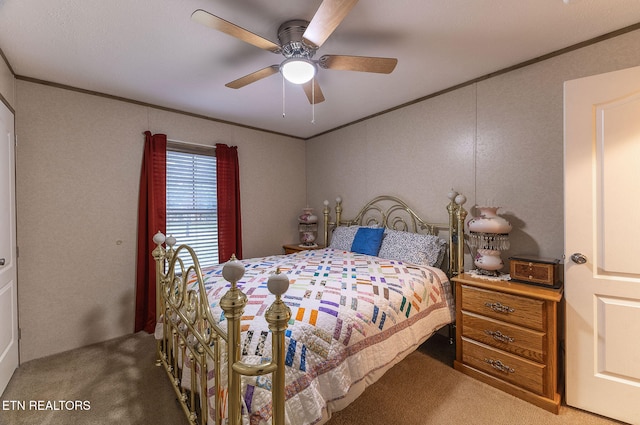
[222,254,244,288]
[267,268,290,298]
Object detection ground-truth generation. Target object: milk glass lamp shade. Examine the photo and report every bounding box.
[298,207,318,247]
[468,206,512,275]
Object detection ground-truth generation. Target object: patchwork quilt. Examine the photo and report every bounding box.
[186,248,454,425]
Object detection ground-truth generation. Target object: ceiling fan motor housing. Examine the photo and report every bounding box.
[278,20,315,59]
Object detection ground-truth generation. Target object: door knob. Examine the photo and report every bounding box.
[0,258,4,266]
[570,253,587,264]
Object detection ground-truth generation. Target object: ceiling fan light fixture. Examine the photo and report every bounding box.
[280,58,317,84]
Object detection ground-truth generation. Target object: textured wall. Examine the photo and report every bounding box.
[0,56,14,108]
[14,82,305,362]
[306,29,640,264]
[8,27,640,363]
[306,85,476,232]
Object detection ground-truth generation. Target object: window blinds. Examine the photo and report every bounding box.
[166,150,218,268]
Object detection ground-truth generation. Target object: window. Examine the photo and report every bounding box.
[166,148,218,268]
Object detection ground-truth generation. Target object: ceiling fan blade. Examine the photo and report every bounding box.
[192,9,281,53]
[318,55,398,74]
[302,0,359,48]
[302,79,326,104]
[225,65,280,89]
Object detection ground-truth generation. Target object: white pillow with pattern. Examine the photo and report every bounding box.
[378,229,446,268]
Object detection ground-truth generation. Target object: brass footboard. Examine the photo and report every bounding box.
[153,233,291,425]
[153,193,466,425]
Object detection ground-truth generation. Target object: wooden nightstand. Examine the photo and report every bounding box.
[282,244,323,254]
[452,273,563,414]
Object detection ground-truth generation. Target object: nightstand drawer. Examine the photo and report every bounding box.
[460,285,545,331]
[461,311,546,362]
[461,337,546,396]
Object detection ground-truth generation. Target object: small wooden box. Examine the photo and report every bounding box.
[509,256,563,288]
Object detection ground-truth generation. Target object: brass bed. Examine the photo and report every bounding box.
[153,192,467,425]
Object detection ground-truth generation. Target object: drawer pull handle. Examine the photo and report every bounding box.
[484,358,515,374]
[484,330,514,343]
[484,301,515,314]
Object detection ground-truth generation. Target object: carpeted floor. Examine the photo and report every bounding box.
[0,332,625,425]
[326,334,625,425]
[0,332,187,425]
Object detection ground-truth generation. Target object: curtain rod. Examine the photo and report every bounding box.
[142,133,216,152]
[167,138,215,150]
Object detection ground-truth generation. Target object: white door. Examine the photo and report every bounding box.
[0,100,18,396]
[564,65,640,424]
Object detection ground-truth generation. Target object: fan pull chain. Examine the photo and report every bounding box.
[282,75,286,118]
[311,77,315,124]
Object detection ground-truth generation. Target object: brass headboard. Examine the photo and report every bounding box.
[322,193,467,276]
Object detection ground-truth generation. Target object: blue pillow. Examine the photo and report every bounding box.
[350,227,385,256]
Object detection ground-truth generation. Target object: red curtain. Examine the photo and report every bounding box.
[216,143,242,262]
[135,131,166,333]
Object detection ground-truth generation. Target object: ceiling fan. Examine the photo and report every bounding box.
[192,0,398,104]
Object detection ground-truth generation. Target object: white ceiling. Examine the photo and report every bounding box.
[1,0,640,139]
